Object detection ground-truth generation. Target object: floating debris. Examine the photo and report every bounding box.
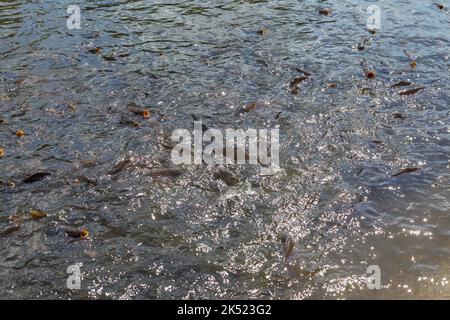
[148,168,185,178]
[392,168,419,177]
[319,7,332,16]
[368,29,377,35]
[0,147,4,158]
[398,87,425,96]
[127,104,151,119]
[30,209,47,219]
[15,129,25,138]
[410,60,417,69]
[0,117,4,124]
[328,83,338,88]
[257,28,269,36]
[391,81,412,88]
[370,140,384,145]
[88,47,102,54]
[108,159,131,175]
[23,172,51,183]
[63,226,89,239]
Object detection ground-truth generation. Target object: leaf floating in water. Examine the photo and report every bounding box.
[108,159,131,175]
[410,60,417,69]
[30,210,47,219]
[148,168,185,178]
[398,87,425,96]
[391,81,412,88]
[23,172,51,183]
[391,168,419,177]
[0,147,4,158]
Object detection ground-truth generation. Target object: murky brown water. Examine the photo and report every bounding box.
[0,0,449,299]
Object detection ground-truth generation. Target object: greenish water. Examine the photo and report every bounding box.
[0,0,449,299]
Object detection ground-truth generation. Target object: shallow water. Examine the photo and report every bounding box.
[0,0,449,299]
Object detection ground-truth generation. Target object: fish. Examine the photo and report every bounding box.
[108,159,131,175]
[398,87,425,96]
[23,172,51,183]
[391,168,419,177]
[62,226,89,239]
[127,103,150,119]
[30,210,47,219]
[213,169,240,186]
[391,81,412,88]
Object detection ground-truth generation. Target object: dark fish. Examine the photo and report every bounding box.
[88,47,102,54]
[290,76,309,87]
[236,102,257,114]
[102,55,116,61]
[108,159,131,175]
[435,3,445,10]
[391,168,419,177]
[257,28,268,36]
[77,175,97,185]
[127,103,150,119]
[23,172,51,183]
[370,140,383,145]
[148,168,185,177]
[119,115,140,128]
[392,112,405,119]
[0,224,20,238]
[214,169,240,186]
[0,117,4,124]
[391,81,412,88]
[279,233,295,259]
[62,226,89,239]
[398,87,425,96]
